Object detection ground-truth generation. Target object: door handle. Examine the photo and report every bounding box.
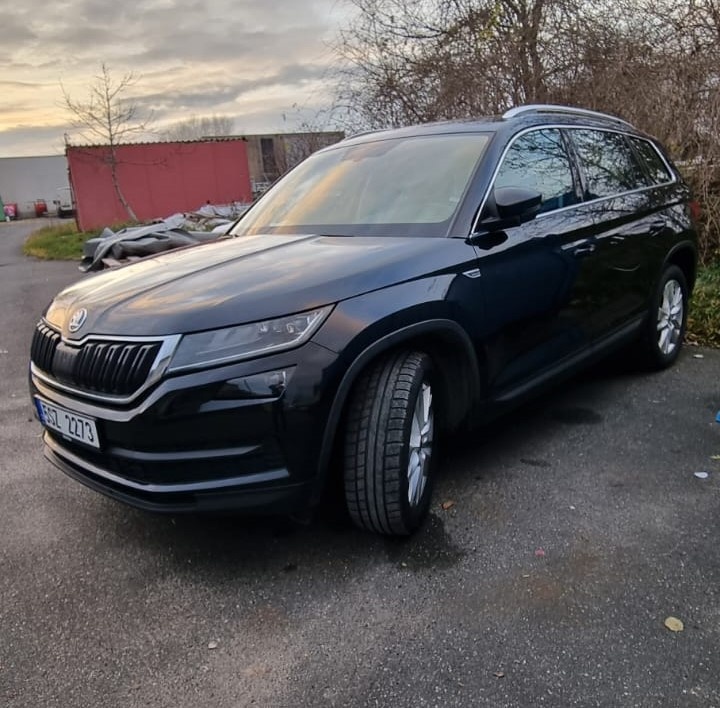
[571,240,596,257]
[648,220,666,237]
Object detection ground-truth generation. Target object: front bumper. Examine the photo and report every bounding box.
[43,434,312,513]
[31,342,341,514]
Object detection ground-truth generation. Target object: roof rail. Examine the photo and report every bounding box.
[502,104,635,129]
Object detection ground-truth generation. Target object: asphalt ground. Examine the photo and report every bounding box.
[1,219,719,707]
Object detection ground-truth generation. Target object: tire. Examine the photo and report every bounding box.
[638,265,689,370]
[343,351,437,536]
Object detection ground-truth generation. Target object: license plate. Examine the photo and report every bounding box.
[35,397,100,449]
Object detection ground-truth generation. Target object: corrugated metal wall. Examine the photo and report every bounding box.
[67,140,252,231]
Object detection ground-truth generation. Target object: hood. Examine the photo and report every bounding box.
[45,233,460,338]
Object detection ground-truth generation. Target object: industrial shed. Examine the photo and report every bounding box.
[67,139,253,231]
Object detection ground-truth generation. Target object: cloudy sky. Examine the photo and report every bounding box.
[0,0,351,157]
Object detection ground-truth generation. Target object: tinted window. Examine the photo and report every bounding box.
[571,129,650,199]
[494,129,578,214]
[630,137,673,185]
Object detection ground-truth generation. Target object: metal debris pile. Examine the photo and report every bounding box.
[80,202,250,272]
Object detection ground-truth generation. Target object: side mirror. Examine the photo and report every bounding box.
[473,186,542,234]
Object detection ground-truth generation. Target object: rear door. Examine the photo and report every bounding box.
[564,128,670,337]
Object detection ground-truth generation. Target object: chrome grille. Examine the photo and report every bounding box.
[31,322,162,397]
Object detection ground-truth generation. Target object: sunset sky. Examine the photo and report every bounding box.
[0,0,349,157]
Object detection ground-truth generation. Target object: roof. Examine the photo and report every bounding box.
[337,105,641,148]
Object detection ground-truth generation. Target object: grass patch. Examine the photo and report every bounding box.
[23,221,139,261]
[688,262,720,348]
[23,222,87,260]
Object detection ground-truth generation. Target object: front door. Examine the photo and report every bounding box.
[471,128,603,395]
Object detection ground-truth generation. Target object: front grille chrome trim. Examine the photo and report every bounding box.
[31,331,182,405]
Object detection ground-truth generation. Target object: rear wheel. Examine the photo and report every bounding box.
[638,265,688,369]
[343,351,436,536]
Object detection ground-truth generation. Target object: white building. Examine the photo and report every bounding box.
[0,155,70,218]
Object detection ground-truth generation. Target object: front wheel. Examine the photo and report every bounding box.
[638,265,689,370]
[343,351,437,536]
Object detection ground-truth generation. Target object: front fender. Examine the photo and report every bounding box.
[310,279,482,503]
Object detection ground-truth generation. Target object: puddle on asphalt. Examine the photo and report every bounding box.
[383,513,465,571]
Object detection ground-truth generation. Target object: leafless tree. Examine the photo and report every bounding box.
[162,115,235,141]
[332,0,580,129]
[62,63,152,222]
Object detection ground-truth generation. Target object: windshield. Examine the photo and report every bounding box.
[230,133,490,238]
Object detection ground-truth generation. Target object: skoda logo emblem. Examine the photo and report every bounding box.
[68,308,88,333]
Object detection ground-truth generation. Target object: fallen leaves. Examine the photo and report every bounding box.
[664,617,684,632]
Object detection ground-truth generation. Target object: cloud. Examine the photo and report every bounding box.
[0,124,73,157]
[0,0,349,156]
[134,64,329,116]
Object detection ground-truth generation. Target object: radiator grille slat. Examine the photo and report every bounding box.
[30,323,61,372]
[30,322,162,397]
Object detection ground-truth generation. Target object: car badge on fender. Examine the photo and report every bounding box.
[68,308,88,333]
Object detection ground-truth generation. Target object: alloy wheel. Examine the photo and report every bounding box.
[407,382,434,507]
[656,279,684,355]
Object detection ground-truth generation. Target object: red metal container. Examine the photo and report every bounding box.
[34,199,47,217]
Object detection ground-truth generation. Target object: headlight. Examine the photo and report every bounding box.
[167,306,332,372]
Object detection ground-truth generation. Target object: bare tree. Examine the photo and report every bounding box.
[62,63,152,222]
[162,115,235,141]
[332,0,574,130]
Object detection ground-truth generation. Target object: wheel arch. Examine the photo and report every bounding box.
[664,242,697,293]
[311,319,481,503]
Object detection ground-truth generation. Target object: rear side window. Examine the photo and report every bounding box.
[570,129,650,199]
[494,129,578,214]
[630,137,673,184]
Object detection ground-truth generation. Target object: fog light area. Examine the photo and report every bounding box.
[216,368,295,400]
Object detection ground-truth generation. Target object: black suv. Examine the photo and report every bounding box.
[30,105,698,536]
